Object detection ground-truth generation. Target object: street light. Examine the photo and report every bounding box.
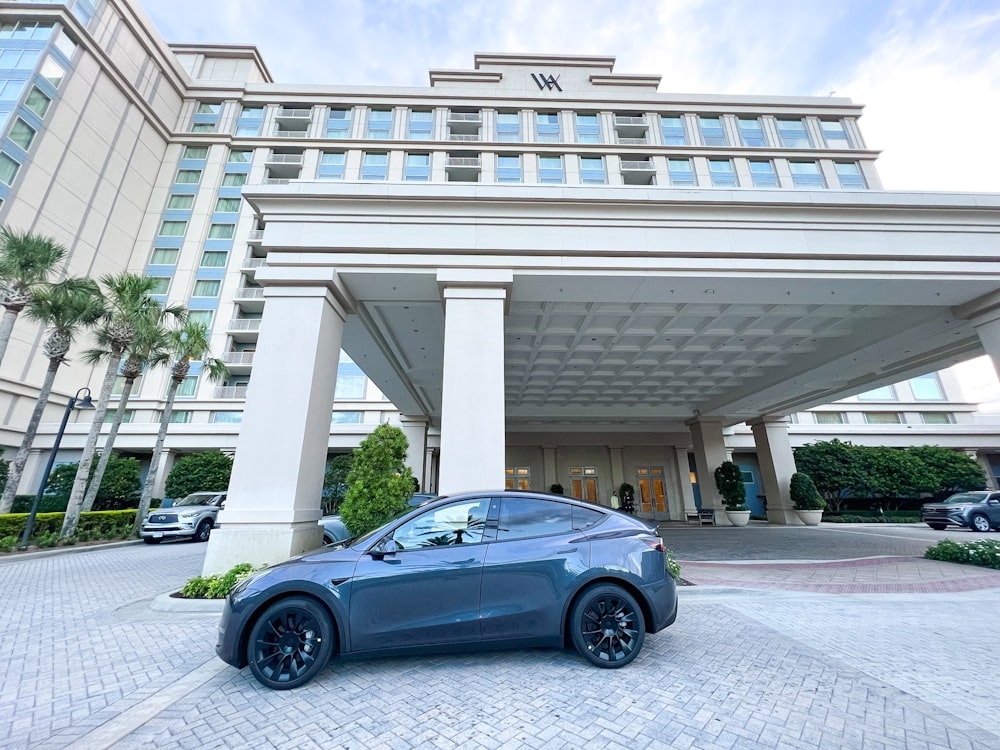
[20,387,95,548]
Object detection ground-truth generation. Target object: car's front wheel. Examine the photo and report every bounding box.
[927,523,947,531]
[192,520,212,543]
[569,584,645,668]
[970,513,991,533]
[142,537,160,544]
[246,596,334,690]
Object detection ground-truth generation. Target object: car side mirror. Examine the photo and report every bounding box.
[370,538,398,560]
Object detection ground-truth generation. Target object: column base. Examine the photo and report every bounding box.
[766,508,804,525]
[201,522,324,575]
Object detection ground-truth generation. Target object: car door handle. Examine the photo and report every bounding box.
[557,547,577,554]
[449,559,476,565]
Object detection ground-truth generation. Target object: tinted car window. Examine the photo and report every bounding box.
[572,505,604,530]
[497,497,573,540]
[391,499,490,548]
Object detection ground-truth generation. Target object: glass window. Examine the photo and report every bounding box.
[0,80,25,100]
[575,113,601,143]
[221,172,247,187]
[404,153,430,181]
[327,108,352,138]
[215,197,241,213]
[166,194,194,210]
[197,103,221,115]
[211,411,243,424]
[158,220,186,237]
[367,109,393,139]
[9,118,35,149]
[496,111,520,142]
[667,158,695,186]
[864,412,902,424]
[149,248,178,265]
[858,385,896,400]
[699,116,727,146]
[579,156,606,184]
[169,410,192,424]
[660,115,687,145]
[200,251,228,268]
[334,372,366,399]
[207,223,235,239]
[24,87,50,117]
[191,123,215,133]
[0,49,39,70]
[53,30,76,58]
[318,152,345,180]
[175,170,201,184]
[496,497,573,541]
[814,412,845,424]
[187,310,213,326]
[835,162,866,189]
[708,159,737,187]
[228,149,252,163]
[192,279,221,297]
[407,110,432,140]
[776,118,812,148]
[821,120,851,148]
[392,498,491,548]
[911,373,944,400]
[0,21,53,39]
[572,506,603,530]
[147,277,169,294]
[538,155,564,183]
[0,152,20,185]
[505,467,530,491]
[789,161,825,189]
[361,152,388,180]
[496,154,521,183]
[749,160,778,187]
[103,410,133,424]
[182,145,208,159]
[331,411,363,425]
[920,412,954,424]
[738,117,766,147]
[536,112,560,142]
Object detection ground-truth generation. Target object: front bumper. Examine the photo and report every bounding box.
[140,521,199,539]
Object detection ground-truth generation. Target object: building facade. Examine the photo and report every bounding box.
[2,1,1000,572]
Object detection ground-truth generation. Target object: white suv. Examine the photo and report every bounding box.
[140,491,226,544]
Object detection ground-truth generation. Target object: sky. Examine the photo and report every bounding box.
[135,0,1000,406]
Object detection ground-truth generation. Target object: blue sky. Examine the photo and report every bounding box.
[135,0,1000,403]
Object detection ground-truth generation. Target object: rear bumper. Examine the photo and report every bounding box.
[641,575,678,633]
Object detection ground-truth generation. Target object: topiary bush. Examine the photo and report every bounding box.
[790,472,826,510]
[339,424,414,537]
[713,461,747,511]
[164,451,232,500]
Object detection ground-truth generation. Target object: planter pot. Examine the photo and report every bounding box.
[795,509,824,526]
[724,510,751,527]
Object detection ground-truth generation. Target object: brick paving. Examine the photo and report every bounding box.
[0,526,998,749]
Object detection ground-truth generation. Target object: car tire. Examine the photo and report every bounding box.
[927,523,947,531]
[322,534,333,545]
[970,513,991,533]
[246,596,334,690]
[192,520,212,543]
[142,537,160,544]
[569,584,645,669]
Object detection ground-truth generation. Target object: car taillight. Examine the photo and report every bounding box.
[642,537,664,553]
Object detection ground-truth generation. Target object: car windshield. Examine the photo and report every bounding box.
[942,493,986,505]
[175,494,216,507]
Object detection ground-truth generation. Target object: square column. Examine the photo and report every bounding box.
[438,283,508,493]
[543,446,557,491]
[203,285,347,574]
[399,415,428,491]
[749,417,799,525]
[673,446,697,517]
[687,417,729,522]
[969,309,1000,381]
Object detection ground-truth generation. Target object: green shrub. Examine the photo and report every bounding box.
[179,563,259,599]
[165,451,232,500]
[339,424,414,537]
[665,548,681,580]
[925,539,1000,570]
[790,472,826,511]
[713,461,747,511]
[0,510,136,541]
[0,535,17,552]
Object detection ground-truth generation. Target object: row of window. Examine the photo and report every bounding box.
[102,409,364,425]
[809,411,956,425]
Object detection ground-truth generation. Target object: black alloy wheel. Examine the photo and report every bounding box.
[193,520,212,543]
[970,513,991,533]
[569,584,645,668]
[246,597,334,690]
[928,523,947,531]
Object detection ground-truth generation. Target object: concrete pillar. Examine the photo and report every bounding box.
[674,446,697,516]
[437,275,509,493]
[424,447,437,493]
[967,450,996,489]
[202,285,346,574]
[399,415,428,491]
[609,445,625,503]
[542,446,557,491]
[152,449,176,500]
[749,417,799,525]
[970,311,1000,381]
[687,417,728,522]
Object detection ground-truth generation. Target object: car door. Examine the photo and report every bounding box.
[348,497,492,652]
[479,496,592,641]
[987,493,1000,525]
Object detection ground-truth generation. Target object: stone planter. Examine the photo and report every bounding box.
[795,509,824,526]
[724,510,751,527]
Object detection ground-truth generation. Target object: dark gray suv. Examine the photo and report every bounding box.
[921,491,1000,532]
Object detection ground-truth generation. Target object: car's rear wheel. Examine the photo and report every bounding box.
[927,523,947,531]
[247,597,334,690]
[569,584,645,668]
[970,513,991,533]
[142,537,160,544]
[192,520,212,543]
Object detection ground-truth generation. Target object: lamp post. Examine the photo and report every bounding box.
[20,387,94,548]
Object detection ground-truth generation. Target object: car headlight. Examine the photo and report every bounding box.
[178,510,201,518]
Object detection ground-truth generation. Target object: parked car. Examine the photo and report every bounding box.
[318,493,438,545]
[921,491,1000,532]
[217,490,678,689]
[140,491,226,544]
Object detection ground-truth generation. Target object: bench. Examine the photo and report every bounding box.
[685,508,715,525]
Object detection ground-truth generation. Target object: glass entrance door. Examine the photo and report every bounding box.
[636,466,669,520]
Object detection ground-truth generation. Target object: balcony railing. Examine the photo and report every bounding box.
[448,112,482,122]
[445,157,482,168]
[227,319,262,332]
[260,178,291,185]
[241,257,266,270]
[214,386,249,399]
[617,137,649,145]
[265,153,303,164]
[448,133,481,141]
[277,108,312,118]
[273,129,308,138]
[233,287,265,301]
[247,229,264,242]
[620,160,655,170]
[222,352,255,365]
[614,115,648,126]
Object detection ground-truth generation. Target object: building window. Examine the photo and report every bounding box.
[200,251,228,268]
[235,106,263,136]
[738,117,766,147]
[207,224,235,239]
[660,115,687,145]
[191,123,215,133]
[789,161,825,189]
[579,156,606,184]
[176,376,198,397]
[166,194,194,210]
[776,118,812,148]
[496,112,521,142]
[404,153,430,181]
[215,197,241,213]
[920,412,954,425]
[699,116,728,146]
[327,108,352,138]
[814,412,845,424]
[536,112,560,142]
[0,49,39,70]
[367,109,393,139]
[158,220,186,237]
[318,152,345,180]
[538,155,564,183]
[211,411,243,424]
[39,56,65,87]
[8,118,34,149]
[0,79,24,100]
[667,158,695,186]
[835,162,866,189]
[228,149,252,164]
[183,145,208,160]
[361,152,388,180]
[496,155,521,183]
[169,410,192,424]
[24,87,50,117]
[148,277,170,295]
[175,169,201,184]
[505,467,530,490]
[407,110,432,140]
[749,160,778,187]
[197,103,221,115]
[0,21,53,39]
[708,159,737,187]
[192,279,221,297]
[858,385,896,400]
[221,172,247,187]
[187,310,213,326]
[865,412,902,425]
[910,373,945,400]
[821,120,851,148]
[0,152,19,185]
[575,113,601,143]
[331,411,363,425]
[149,248,179,265]
[568,466,599,503]
[103,410,133,424]
[335,373,366,399]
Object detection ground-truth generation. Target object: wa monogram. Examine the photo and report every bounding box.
[531,73,562,92]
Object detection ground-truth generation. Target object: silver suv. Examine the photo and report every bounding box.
[921,491,1000,532]
[140,491,226,544]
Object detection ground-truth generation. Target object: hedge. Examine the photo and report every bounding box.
[925,539,1000,570]
[0,510,137,541]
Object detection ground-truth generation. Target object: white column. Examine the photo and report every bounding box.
[674,446,696,516]
[749,417,799,525]
[438,282,508,494]
[202,285,346,574]
[424,447,437,493]
[609,445,624,506]
[152,449,175,500]
[399,415,428,492]
[687,417,729,522]
[542,446,557,491]
[971,311,1000,381]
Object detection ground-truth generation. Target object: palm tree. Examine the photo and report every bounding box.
[133,322,227,534]
[60,272,183,539]
[0,227,68,366]
[0,278,103,513]
[80,310,177,513]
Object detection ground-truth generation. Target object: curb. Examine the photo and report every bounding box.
[149,590,226,614]
[0,539,144,563]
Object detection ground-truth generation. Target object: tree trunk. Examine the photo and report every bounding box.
[81,378,135,512]
[134,378,180,534]
[0,357,60,513]
[0,306,20,367]
[60,354,120,538]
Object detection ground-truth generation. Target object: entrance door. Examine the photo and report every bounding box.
[636,466,669,521]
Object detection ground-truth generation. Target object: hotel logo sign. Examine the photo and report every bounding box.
[531,73,562,92]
